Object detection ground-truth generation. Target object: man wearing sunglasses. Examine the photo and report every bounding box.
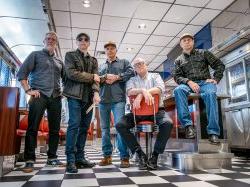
[17,31,65,172]
[63,33,100,173]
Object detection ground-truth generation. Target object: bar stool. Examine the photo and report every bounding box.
[129,94,159,157]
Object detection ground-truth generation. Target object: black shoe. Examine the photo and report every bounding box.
[75,159,95,169]
[66,163,78,173]
[185,125,196,139]
[47,159,65,167]
[209,134,220,145]
[22,162,34,173]
[138,153,148,170]
[147,155,158,170]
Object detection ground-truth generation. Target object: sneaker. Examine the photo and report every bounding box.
[99,156,112,166]
[47,159,65,167]
[147,155,158,170]
[22,162,34,173]
[185,125,196,139]
[75,159,95,169]
[209,134,220,145]
[120,158,130,168]
[66,162,78,173]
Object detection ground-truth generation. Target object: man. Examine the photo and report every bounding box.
[63,33,100,173]
[116,58,173,170]
[17,31,64,172]
[99,41,134,168]
[173,33,225,144]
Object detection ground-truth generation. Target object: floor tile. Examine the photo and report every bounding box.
[236,178,250,184]
[150,170,184,176]
[5,170,39,176]
[208,179,250,187]
[95,172,127,178]
[61,178,98,187]
[93,167,121,173]
[97,177,135,186]
[173,181,218,187]
[161,175,200,182]
[63,173,96,179]
[0,181,26,187]
[138,184,177,187]
[36,169,65,175]
[0,176,32,182]
[124,171,156,177]
[188,174,230,181]
[29,174,64,181]
[129,176,169,184]
[22,180,62,187]
[217,173,250,179]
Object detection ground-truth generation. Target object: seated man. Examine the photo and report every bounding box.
[172,33,225,144]
[116,58,173,170]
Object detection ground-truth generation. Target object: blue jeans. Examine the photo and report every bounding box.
[173,81,220,136]
[99,102,129,159]
[65,98,93,163]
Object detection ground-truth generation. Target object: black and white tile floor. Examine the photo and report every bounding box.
[1,146,250,187]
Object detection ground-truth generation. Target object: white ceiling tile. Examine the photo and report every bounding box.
[60,48,71,60]
[96,41,106,51]
[145,35,173,46]
[71,28,98,41]
[122,33,149,45]
[148,0,175,3]
[70,0,103,14]
[152,55,168,63]
[140,46,164,55]
[177,25,202,37]
[211,11,240,28]
[147,62,161,70]
[53,11,70,27]
[190,9,221,26]
[98,30,124,43]
[175,0,210,7]
[88,50,95,56]
[159,47,172,55]
[153,22,185,36]
[206,0,235,10]
[71,13,101,29]
[101,16,130,32]
[50,0,69,11]
[226,0,249,13]
[117,52,136,62]
[225,13,250,30]
[127,19,158,34]
[134,54,156,64]
[167,37,180,47]
[59,39,72,49]
[134,1,171,20]
[163,5,201,24]
[56,27,72,39]
[118,44,141,53]
[103,0,141,17]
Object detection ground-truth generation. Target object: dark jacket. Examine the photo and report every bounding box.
[63,49,99,101]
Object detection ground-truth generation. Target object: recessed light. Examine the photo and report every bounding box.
[83,0,90,3]
[82,0,91,8]
[126,47,134,51]
[138,23,146,29]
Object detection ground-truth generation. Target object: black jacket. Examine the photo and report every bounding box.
[63,49,99,101]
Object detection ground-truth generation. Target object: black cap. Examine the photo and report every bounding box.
[76,33,90,41]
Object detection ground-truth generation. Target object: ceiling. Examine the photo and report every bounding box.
[47,0,235,71]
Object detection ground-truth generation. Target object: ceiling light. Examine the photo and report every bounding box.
[138,23,146,29]
[126,47,134,51]
[82,0,91,8]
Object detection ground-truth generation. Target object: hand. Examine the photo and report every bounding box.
[27,90,40,98]
[206,79,217,84]
[133,94,143,110]
[94,74,100,83]
[142,89,153,105]
[187,81,200,93]
[93,92,101,104]
[105,74,119,84]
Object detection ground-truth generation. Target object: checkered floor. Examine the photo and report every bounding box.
[1,146,250,187]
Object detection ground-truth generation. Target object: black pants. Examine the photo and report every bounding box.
[116,110,173,154]
[24,94,62,161]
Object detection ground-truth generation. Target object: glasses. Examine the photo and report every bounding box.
[133,62,144,68]
[77,37,89,42]
[45,37,57,42]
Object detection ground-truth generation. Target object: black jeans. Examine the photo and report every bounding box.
[116,109,173,154]
[24,94,62,161]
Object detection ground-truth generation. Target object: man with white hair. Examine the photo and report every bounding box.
[116,58,173,170]
[17,31,64,172]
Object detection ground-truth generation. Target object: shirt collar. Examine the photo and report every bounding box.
[77,49,90,57]
[43,48,55,57]
[106,57,118,64]
[137,72,149,80]
[183,48,196,56]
